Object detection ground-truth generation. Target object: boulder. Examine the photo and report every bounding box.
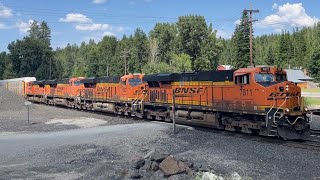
[143,149,155,159]
[168,173,190,180]
[198,165,212,172]
[201,172,224,180]
[150,170,165,180]
[178,161,188,173]
[150,150,170,163]
[159,156,181,176]
[184,161,194,169]
[151,161,159,171]
[193,162,202,171]
[130,156,145,169]
[229,172,241,180]
[140,158,152,171]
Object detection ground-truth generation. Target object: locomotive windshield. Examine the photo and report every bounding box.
[128,78,142,87]
[254,73,274,82]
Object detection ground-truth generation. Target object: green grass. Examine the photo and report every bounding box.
[304,97,320,107]
[302,88,320,93]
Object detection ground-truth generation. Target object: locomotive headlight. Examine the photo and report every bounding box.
[304,107,308,112]
[286,85,289,91]
[285,108,290,113]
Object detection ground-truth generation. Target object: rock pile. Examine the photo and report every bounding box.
[0,87,34,112]
[126,149,214,179]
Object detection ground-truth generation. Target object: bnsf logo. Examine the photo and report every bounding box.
[174,87,203,94]
[97,87,110,92]
[268,92,300,99]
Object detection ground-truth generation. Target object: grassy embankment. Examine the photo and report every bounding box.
[302,88,320,107]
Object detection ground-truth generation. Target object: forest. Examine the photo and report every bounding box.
[1,12,320,81]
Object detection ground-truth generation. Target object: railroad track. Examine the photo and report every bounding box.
[310,129,320,137]
[35,103,320,152]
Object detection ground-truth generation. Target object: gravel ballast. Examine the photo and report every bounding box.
[0,87,143,134]
[1,87,320,179]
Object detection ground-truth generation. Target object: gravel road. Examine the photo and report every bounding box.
[1,122,320,180]
[0,87,143,134]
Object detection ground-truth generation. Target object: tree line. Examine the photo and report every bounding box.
[0,13,320,81]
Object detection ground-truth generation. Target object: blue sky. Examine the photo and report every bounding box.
[0,0,319,51]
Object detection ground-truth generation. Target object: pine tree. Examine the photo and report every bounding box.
[265,47,275,66]
[309,49,320,81]
[232,11,251,68]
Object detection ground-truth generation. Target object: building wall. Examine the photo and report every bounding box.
[297,82,308,89]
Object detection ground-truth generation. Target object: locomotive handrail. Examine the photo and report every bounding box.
[273,97,288,124]
[266,97,276,127]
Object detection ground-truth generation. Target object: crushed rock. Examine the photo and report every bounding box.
[45,117,107,128]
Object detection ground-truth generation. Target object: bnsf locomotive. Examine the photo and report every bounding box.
[24,66,310,140]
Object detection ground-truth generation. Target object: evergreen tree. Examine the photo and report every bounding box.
[149,23,177,63]
[265,47,275,66]
[7,21,54,79]
[231,11,251,68]
[194,30,223,71]
[0,52,6,79]
[177,15,209,69]
[2,60,16,79]
[309,49,320,81]
[171,53,192,72]
[97,35,117,76]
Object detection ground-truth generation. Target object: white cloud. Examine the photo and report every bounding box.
[16,19,34,34]
[272,3,278,10]
[0,4,12,18]
[258,3,319,32]
[92,0,107,4]
[0,23,6,29]
[59,13,92,23]
[216,30,231,39]
[103,31,115,36]
[76,23,111,31]
[234,19,240,25]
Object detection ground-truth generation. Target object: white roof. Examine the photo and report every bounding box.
[219,65,233,70]
[0,77,36,83]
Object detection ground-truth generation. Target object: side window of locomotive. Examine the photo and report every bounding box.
[121,79,127,86]
[128,78,142,87]
[275,74,287,82]
[74,80,82,86]
[236,74,250,85]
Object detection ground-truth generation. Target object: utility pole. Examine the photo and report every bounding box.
[121,49,130,75]
[244,6,259,66]
[49,57,52,80]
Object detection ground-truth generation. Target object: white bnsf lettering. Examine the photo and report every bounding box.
[174,87,203,94]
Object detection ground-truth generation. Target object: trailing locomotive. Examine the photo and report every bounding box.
[25,66,310,140]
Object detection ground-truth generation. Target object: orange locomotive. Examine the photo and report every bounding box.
[25,66,310,140]
[142,66,310,140]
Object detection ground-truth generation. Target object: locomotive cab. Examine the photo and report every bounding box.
[119,73,146,101]
[234,66,309,140]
